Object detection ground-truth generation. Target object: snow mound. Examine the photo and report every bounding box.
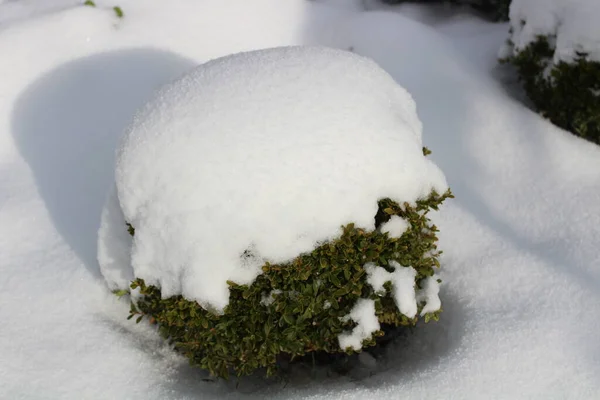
[100,45,448,312]
[503,0,600,63]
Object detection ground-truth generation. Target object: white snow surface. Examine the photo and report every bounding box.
[97,184,133,291]
[0,0,80,27]
[379,215,409,238]
[1,0,600,399]
[108,45,447,312]
[504,0,600,63]
[338,299,381,351]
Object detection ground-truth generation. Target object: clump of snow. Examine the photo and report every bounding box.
[365,261,441,318]
[416,275,441,316]
[503,0,600,63]
[379,215,409,238]
[364,262,391,295]
[338,299,380,351]
[387,261,418,318]
[103,45,447,313]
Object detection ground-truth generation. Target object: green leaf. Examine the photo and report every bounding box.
[343,268,351,280]
[112,289,129,298]
[283,314,296,325]
[126,223,135,236]
[113,6,124,18]
[330,274,341,288]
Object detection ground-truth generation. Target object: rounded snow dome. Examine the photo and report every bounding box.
[98,46,447,312]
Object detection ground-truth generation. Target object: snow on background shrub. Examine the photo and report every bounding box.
[101,45,447,313]
[1,0,600,398]
[501,0,600,63]
[498,0,600,144]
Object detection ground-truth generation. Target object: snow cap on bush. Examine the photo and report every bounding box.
[99,45,448,313]
[499,0,600,144]
[502,0,600,64]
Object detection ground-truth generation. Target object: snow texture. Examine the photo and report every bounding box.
[338,299,380,351]
[503,0,600,63]
[416,276,441,315]
[379,215,409,238]
[0,0,80,27]
[107,45,447,313]
[97,184,133,291]
[1,0,600,398]
[365,262,419,318]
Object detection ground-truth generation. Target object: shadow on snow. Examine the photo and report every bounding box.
[11,48,197,278]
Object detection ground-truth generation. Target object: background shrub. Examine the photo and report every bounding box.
[502,36,600,145]
[125,184,452,378]
[379,0,511,21]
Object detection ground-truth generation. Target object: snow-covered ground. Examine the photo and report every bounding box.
[0,1,598,399]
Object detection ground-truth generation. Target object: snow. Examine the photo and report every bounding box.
[97,184,133,291]
[338,299,381,351]
[416,276,441,315]
[503,0,600,63]
[364,262,391,295]
[107,45,447,312]
[1,0,600,399]
[379,215,409,238]
[260,289,282,307]
[365,262,420,318]
[0,0,81,27]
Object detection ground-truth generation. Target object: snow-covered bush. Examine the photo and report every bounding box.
[500,0,600,144]
[98,46,452,378]
[471,0,511,20]
[380,0,511,21]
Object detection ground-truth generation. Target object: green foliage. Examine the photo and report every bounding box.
[82,1,124,19]
[120,186,452,379]
[126,222,135,236]
[113,6,124,18]
[468,0,511,21]
[112,289,129,298]
[379,0,511,22]
[503,36,600,145]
